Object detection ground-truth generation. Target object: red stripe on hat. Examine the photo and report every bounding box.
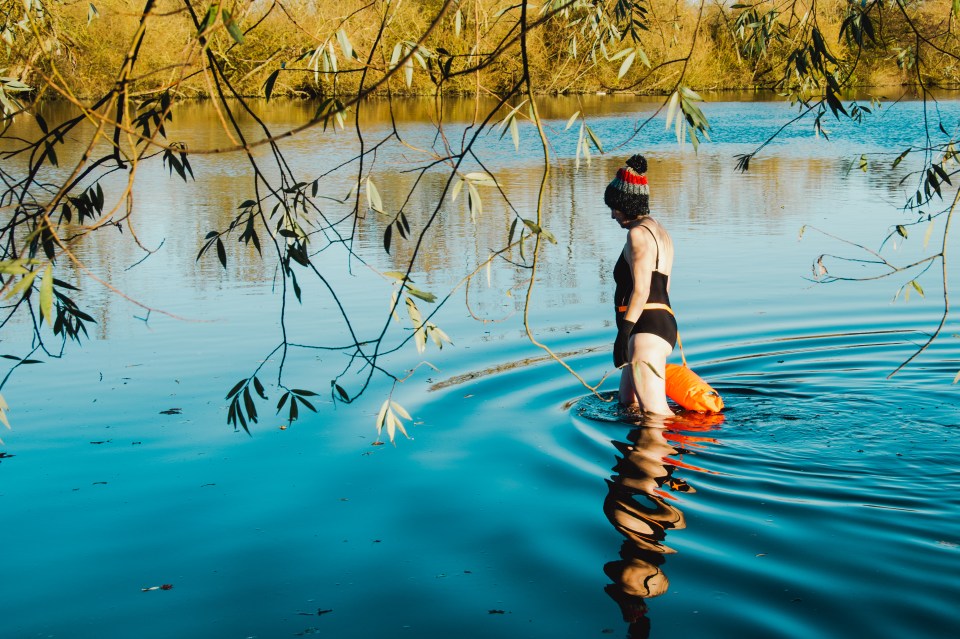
[617,168,647,186]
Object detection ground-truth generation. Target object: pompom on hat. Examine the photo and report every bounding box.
[605,154,649,218]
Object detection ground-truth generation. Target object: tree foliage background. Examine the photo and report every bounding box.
[2,0,959,438]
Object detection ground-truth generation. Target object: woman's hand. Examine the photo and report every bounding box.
[614,320,636,367]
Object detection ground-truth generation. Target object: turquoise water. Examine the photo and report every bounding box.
[2,97,959,638]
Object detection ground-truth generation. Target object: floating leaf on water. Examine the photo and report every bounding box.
[0,391,9,431]
[141,584,174,592]
[390,401,411,420]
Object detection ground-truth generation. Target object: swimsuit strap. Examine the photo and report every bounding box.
[637,223,660,270]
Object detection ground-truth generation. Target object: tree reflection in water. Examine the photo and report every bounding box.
[603,412,724,638]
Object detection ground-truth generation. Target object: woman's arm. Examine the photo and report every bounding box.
[622,226,656,323]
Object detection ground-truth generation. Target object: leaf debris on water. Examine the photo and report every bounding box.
[141,584,173,592]
[159,408,182,415]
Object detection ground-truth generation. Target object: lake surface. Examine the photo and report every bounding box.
[2,95,959,638]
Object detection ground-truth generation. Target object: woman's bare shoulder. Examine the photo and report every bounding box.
[625,223,657,258]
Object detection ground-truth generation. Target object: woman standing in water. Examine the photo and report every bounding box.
[606,154,677,415]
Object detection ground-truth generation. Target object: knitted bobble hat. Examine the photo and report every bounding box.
[604,154,649,218]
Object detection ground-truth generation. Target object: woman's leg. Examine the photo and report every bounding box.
[620,333,673,415]
[618,364,639,409]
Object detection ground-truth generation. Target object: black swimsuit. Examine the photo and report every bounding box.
[613,225,678,348]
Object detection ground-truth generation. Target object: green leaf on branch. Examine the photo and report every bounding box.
[463,172,497,186]
[933,163,952,185]
[199,4,218,35]
[0,258,34,276]
[216,237,227,268]
[584,124,603,153]
[221,9,244,44]
[336,29,355,60]
[39,264,53,327]
[404,53,414,88]
[665,90,680,131]
[892,148,911,169]
[467,181,482,222]
[450,177,464,203]
[263,69,279,101]
[226,378,246,400]
[426,322,452,349]
[522,219,557,244]
[617,50,636,80]
[405,286,436,303]
[366,177,383,213]
[927,169,942,199]
[332,382,349,402]
[4,270,38,300]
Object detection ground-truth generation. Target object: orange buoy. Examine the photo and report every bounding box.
[665,363,724,413]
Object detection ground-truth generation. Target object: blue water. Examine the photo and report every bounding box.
[2,96,959,638]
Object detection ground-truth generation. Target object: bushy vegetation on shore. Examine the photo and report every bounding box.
[4,0,958,102]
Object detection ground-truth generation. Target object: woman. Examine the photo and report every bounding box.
[606,154,677,415]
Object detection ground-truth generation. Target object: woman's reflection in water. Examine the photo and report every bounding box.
[603,412,723,638]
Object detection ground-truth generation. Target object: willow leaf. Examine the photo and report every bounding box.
[39,264,53,327]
